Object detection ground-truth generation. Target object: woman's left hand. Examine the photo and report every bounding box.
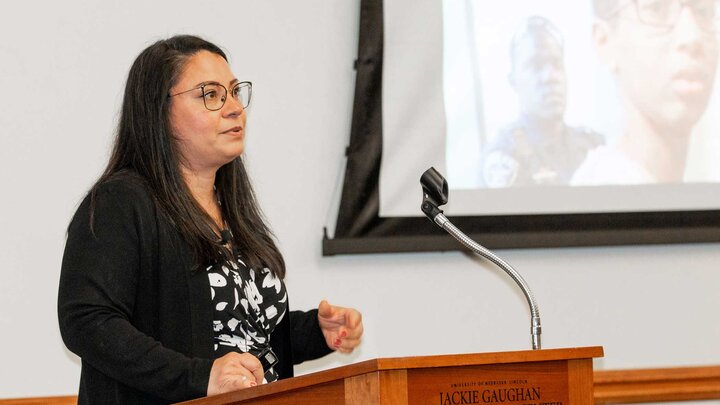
[317,300,363,353]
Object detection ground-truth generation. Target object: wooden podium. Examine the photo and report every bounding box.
[178,346,603,405]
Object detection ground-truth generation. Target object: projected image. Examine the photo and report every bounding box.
[444,0,720,189]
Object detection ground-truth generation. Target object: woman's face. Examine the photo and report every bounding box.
[169,50,247,173]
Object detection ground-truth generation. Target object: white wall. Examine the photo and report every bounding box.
[0,0,718,400]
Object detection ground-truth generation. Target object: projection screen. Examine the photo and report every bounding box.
[325,0,720,255]
[383,0,720,217]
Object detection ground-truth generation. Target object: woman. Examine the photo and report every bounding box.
[58,35,363,404]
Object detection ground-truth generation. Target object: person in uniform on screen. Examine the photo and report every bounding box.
[481,16,604,188]
[572,0,719,185]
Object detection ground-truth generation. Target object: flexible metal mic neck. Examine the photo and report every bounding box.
[433,213,541,350]
[420,167,542,350]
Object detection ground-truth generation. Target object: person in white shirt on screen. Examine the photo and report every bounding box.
[481,16,604,188]
[572,0,719,185]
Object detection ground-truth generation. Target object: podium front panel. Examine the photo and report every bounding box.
[405,359,591,405]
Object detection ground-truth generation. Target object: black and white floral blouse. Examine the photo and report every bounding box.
[206,256,288,382]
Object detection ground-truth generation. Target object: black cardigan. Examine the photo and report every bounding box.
[58,174,331,404]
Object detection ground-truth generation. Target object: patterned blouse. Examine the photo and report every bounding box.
[206,255,288,382]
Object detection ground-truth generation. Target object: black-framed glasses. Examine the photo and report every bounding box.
[622,0,720,31]
[168,81,252,111]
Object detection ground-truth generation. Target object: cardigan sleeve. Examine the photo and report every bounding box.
[58,181,213,402]
[289,309,333,364]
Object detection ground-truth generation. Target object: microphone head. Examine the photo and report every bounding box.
[420,167,448,206]
[420,167,449,220]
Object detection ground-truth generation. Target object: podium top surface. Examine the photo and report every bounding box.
[357,346,603,372]
[178,346,603,404]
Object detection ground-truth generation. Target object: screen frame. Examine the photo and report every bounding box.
[323,0,720,256]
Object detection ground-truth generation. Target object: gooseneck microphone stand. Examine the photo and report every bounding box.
[420,167,542,350]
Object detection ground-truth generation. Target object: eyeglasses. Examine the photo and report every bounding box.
[168,81,252,111]
[625,0,720,31]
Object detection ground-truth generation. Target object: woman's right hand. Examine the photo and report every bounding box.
[207,352,264,396]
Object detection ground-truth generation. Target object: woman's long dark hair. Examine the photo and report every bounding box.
[91,35,285,278]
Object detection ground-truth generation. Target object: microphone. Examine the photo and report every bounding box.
[219,229,233,245]
[420,167,542,350]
